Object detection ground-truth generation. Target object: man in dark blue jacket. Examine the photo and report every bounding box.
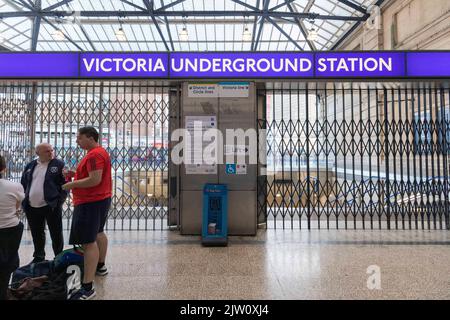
[21,143,68,263]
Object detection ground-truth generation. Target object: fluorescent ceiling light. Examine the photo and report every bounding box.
[307,28,318,41]
[52,28,65,41]
[242,26,252,41]
[179,27,188,41]
[115,27,127,41]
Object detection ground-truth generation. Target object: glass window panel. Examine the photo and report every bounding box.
[0,0,381,51]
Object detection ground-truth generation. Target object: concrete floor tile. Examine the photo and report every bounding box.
[14,228,450,300]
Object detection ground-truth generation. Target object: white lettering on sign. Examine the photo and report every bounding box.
[171,58,312,73]
[317,57,392,72]
[82,58,166,73]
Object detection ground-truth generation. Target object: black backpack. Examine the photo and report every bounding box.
[26,263,84,300]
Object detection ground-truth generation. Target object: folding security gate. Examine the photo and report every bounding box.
[258,82,450,230]
[2,81,449,232]
[0,82,173,230]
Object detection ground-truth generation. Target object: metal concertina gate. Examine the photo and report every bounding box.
[0,81,172,231]
[258,82,450,230]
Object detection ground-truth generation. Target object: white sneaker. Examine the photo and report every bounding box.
[96,265,108,276]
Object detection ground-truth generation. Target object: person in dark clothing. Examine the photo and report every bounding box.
[0,154,25,300]
[21,143,67,263]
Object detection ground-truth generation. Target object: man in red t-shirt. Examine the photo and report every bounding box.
[62,126,112,300]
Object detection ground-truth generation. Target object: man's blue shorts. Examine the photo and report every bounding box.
[69,198,111,245]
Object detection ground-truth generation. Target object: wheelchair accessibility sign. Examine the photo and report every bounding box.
[226,163,247,175]
[226,164,236,174]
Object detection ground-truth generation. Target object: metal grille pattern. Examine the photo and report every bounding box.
[0,83,33,182]
[258,83,450,230]
[1,82,171,230]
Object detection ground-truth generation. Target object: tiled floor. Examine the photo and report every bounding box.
[17,228,450,300]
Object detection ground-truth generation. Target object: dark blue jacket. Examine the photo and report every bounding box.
[21,158,68,210]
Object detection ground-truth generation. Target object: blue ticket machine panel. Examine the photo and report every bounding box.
[202,184,228,246]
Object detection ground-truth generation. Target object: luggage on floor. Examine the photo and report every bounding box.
[9,246,84,300]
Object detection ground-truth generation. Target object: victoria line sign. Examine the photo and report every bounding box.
[0,51,448,79]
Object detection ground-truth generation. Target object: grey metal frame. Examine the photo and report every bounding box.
[0,0,383,51]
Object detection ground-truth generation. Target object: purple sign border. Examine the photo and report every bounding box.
[0,51,448,79]
[406,52,450,77]
[0,52,79,78]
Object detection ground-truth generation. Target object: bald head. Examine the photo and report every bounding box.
[35,143,54,162]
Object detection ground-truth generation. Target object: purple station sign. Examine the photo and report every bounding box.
[0,51,448,79]
[406,52,450,77]
[169,52,314,78]
[0,53,78,77]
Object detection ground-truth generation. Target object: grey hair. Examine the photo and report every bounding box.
[35,143,52,154]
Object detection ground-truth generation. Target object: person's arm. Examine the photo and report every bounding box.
[58,161,69,202]
[20,164,29,191]
[62,153,105,191]
[63,169,103,190]
[14,183,25,217]
[58,161,66,184]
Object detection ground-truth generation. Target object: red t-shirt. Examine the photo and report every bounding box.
[72,146,112,206]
